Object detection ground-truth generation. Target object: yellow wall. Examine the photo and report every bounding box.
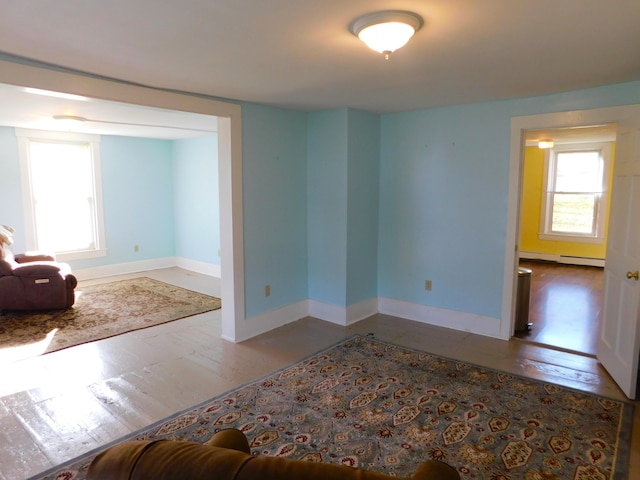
[519,145,615,259]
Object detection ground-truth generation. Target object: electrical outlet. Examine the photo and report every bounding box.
[425,280,432,291]
[265,285,271,297]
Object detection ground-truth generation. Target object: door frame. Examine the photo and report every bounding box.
[502,104,640,340]
[0,59,246,341]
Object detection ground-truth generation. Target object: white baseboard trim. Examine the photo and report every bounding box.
[71,258,505,343]
[233,300,309,343]
[234,297,378,341]
[175,257,221,278]
[73,257,178,281]
[378,297,503,339]
[347,298,379,325]
[73,257,221,281]
[236,296,501,342]
[309,298,378,326]
[519,251,605,268]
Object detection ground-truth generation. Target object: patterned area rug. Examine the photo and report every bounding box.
[30,335,632,480]
[0,277,221,361]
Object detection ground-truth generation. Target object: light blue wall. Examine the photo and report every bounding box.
[378,104,509,317]
[244,79,640,322]
[79,136,175,269]
[346,110,379,306]
[507,80,640,117]
[173,136,220,264]
[0,131,222,272]
[0,131,177,264]
[378,80,640,320]
[307,109,348,305]
[5,75,640,331]
[241,103,308,317]
[306,108,380,308]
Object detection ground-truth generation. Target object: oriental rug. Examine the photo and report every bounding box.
[30,335,632,480]
[0,277,221,361]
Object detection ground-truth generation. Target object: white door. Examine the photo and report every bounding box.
[597,122,640,399]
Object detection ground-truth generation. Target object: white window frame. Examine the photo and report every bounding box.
[539,141,612,244]
[16,128,106,261]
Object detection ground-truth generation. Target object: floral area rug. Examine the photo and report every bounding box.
[30,335,632,480]
[0,277,221,361]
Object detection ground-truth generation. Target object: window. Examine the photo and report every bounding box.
[539,142,611,244]
[16,128,106,260]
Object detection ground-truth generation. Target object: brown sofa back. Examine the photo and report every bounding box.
[87,429,460,480]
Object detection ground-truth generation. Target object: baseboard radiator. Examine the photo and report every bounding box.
[519,251,605,268]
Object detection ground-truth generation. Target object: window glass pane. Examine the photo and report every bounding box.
[29,141,96,252]
[551,193,595,234]
[555,151,600,192]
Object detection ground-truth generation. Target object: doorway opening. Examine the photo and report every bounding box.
[514,259,604,356]
[0,58,245,342]
[513,125,616,357]
[507,104,640,398]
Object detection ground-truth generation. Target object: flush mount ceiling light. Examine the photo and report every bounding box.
[538,140,554,149]
[52,114,88,130]
[350,10,423,60]
[53,114,88,123]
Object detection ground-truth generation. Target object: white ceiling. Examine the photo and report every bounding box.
[0,0,638,116]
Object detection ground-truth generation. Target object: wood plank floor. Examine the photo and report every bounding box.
[515,260,604,356]
[0,267,636,479]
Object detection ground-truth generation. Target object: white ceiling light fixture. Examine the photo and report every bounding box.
[538,140,554,149]
[350,10,423,60]
[53,114,88,123]
[52,114,88,130]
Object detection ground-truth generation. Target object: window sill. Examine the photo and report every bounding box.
[538,233,604,245]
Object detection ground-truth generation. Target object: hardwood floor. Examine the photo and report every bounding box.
[515,260,604,356]
[0,267,636,479]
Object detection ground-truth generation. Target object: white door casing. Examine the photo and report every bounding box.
[508,105,640,399]
[597,122,640,399]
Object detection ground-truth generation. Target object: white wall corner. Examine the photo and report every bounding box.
[346,298,378,325]
[233,300,308,343]
[308,300,348,325]
[73,257,178,281]
[378,297,503,339]
[175,257,221,278]
[309,297,382,326]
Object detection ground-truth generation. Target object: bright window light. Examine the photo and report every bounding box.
[30,141,97,252]
[16,128,106,260]
[540,142,611,243]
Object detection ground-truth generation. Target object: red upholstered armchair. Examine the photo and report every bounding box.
[0,249,78,312]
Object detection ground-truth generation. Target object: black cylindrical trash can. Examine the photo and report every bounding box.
[515,267,533,332]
